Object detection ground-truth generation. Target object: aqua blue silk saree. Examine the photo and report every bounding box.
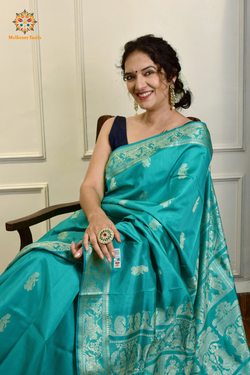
[0,121,250,374]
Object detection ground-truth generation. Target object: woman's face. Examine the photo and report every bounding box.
[124,51,171,112]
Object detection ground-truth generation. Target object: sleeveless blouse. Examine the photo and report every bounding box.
[109,116,128,151]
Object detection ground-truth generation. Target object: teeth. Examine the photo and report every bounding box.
[138,91,152,98]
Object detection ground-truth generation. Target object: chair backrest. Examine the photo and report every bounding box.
[96,115,201,140]
[96,115,114,141]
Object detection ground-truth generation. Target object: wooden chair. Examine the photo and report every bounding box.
[6,115,200,251]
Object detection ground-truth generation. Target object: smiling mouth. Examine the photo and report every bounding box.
[137,91,153,99]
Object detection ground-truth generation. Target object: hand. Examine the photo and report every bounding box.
[71,213,121,263]
[84,214,121,263]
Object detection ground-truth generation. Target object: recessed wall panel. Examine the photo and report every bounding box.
[0,184,49,274]
[0,1,45,159]
[213,177,242,276]
[76,0,243,156]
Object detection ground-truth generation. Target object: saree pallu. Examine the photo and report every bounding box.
[0,121,250,374]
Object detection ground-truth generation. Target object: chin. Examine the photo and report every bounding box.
[138,101,154,109]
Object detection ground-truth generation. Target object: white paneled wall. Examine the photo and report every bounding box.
[0,184,49,268]
[1,0,250,294]
[213,177,243,276]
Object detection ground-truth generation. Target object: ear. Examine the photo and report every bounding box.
[172,75,177,84]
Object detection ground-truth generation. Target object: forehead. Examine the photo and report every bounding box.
[124,51,156,72]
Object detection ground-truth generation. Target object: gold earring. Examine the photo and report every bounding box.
[170,84,176,110]
[134,99,139,115]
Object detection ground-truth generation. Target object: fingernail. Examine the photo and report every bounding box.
[75,252,81,258]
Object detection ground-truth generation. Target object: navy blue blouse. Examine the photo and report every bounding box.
[109,116,128,151]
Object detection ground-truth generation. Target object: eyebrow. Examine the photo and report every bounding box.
[124,65,157,76]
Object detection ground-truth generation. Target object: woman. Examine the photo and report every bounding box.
[0,35,249,374]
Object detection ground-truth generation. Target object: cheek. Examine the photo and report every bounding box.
[127,83,134,94]
[159,82,168,97]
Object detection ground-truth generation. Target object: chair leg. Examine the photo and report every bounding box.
[18,228,33,251]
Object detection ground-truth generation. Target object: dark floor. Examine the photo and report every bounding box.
[237,293,250,348]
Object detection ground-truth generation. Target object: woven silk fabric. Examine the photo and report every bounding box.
[1,121,250,374]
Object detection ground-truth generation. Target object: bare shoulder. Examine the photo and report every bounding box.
[98,116,116,138]
[83,117,115,187]
[176,112,192,125]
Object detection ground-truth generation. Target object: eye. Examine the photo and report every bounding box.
[124,75,134,82]
[144,70,154,76]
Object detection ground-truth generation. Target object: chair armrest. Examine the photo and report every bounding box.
[5,201,81,232]
[5,201,81,251]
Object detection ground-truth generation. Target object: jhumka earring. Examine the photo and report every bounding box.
[134,99,139,115]
[169,84,176,110]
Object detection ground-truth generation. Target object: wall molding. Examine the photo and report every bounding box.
[74,0,89,159]
[213,0,245,153]
[0,183,50,231]
[212,175,243,276]
[0,0,46,162]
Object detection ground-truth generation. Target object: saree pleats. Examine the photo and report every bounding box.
[1,121,250,374]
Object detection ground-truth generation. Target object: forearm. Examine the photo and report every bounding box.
[80,185,107,223]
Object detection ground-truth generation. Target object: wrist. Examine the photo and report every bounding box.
[87,207,106,223]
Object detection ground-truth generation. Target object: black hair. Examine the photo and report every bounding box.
[120,34,191,109]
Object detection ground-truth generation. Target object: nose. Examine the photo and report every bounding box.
[135,74,147,91]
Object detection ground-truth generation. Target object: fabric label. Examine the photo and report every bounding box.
[114,248,121,268]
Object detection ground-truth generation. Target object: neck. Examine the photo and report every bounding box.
[140,106,177,132]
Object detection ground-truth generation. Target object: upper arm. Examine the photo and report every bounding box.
[81,117,115,199]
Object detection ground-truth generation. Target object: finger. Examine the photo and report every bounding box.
[75,241,83,258]
[71,241,83,259]
[106,242,116,258]
[83,232,90,251]
[75,240,83,250]
[89,234,104,260]
[99,243,112,263]
[71,241,76,256]
[75,248,83,259]
[112,225,121,243]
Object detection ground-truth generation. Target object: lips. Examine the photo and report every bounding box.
[136,91,153,100]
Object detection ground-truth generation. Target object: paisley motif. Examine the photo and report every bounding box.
[160,198,174,208]
[180,232,185,249]
[192,197,200,213]
[57,231,68,240]
[178,163,188,179]
[0,314,11,333]
[149,218,161,231]
[24,272,39,291]
[131,265,148,275]
[142,157,151,167]
[119,199,128,206]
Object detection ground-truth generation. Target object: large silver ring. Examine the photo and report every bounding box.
[97,228,114,245]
